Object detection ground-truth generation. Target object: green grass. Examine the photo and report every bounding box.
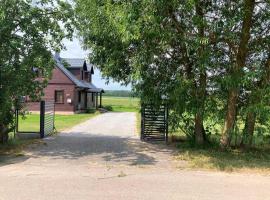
[102,96,140,112]
[18,112,99,132]
[0,112,99,158]
[18,115,40,132]
[175,142,270,174]
[54,113,99,131]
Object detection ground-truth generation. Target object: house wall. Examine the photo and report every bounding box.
[27,67,76,113]
[69,68,81,80]
[26,64,98,114]
[84,71,90,82]
[68,68,91,83]
[45,84,75,112]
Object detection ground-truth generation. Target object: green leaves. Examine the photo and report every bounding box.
[76,0,270,146]
[0,0,74,136]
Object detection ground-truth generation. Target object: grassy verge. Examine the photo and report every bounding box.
[102,96,140,112]
[0,138,42,156]
[175,142,270,174]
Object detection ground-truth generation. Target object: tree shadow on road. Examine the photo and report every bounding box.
[25,132,176,167]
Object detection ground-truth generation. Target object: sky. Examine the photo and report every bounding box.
[61,38,131,91]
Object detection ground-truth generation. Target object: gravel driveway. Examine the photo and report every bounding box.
[0,112,270,200]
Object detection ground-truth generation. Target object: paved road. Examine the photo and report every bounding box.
[0,112,270,200]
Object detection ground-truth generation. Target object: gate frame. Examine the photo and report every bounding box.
[15,100,55,139]
[141,103,169,142]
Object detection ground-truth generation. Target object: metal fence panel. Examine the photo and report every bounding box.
[40,100,55,138]
[141,104,168,142]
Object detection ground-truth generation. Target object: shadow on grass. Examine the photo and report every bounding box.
[176,142,270,172]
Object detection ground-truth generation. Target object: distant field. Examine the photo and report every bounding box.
[102,96,140,112]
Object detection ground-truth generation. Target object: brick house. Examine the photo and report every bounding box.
[27,54,104,114]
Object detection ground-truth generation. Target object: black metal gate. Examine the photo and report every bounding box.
[141,104,168,142]
[40,100,55,138]
[16,100,55,138]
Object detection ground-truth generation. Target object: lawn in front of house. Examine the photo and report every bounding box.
[102,96,140,112]
[0,112,99,156]
[18,112,99,133]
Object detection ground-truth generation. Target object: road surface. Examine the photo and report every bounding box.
[0,112,270,200]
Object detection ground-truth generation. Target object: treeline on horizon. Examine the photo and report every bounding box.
[103,90,137,98]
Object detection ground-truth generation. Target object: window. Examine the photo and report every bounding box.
[55,90,64,103]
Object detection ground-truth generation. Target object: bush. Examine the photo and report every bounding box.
[85,108,96,113]
[103,105,113,111]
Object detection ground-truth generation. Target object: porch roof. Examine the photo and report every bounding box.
[85,82,104,93]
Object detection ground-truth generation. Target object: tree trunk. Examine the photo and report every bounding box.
[194,71,207,145]
[241,112,256,147]
[194,112,205,145]
[221,88,238,147]
[221,0,255,148]
[0,124,9,144]
[193,1,207,146]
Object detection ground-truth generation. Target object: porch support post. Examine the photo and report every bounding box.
[99,93,102,108]
[84,91,87,109]
[95,92,98,109]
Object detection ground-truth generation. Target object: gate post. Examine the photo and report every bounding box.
[165,105,169,143]
[140,105,144,141]
[15,109,19,133]
[40,101,45,138]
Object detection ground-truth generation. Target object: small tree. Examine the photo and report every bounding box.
[0,0,74,143]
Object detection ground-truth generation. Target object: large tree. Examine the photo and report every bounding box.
[75,0,270,147]
[76,0,216,145]
[219,0,256,147]
[0,0,74,143]
[218,0,270,147]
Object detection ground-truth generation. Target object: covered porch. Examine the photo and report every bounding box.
[75,88,104,112]
[87,88,104,109]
